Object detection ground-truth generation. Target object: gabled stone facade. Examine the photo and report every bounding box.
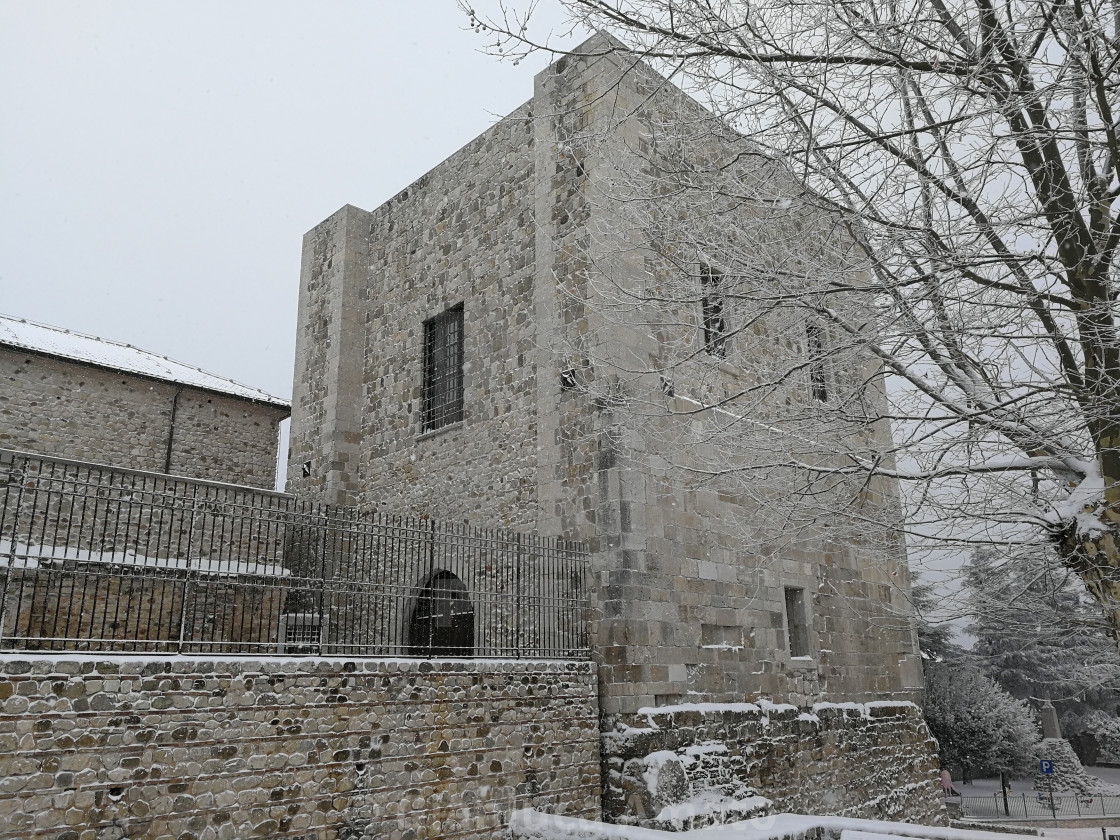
[0,316,289,489]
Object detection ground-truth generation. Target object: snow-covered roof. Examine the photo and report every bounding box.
[0,313,289,410]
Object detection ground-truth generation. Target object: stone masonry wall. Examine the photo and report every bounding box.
[0,348,287,489]
[602,700,944,829]
[0,656,601,840]
[3,567,285,653]
[287,109,542,529]
[528,43,923,714]
[356,105,541,528]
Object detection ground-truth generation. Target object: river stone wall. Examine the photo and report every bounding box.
[601,700,945,829]
[0,656,601,839]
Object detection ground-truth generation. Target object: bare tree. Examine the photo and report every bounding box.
[464,0,1120,645]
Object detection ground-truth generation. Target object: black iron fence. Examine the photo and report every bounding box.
[959,791,1120,820]
[0,449,589,658]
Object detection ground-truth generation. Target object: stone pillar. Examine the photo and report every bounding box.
[1041,702,1062,739]
[287,204,372,506]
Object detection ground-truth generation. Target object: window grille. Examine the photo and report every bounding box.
[700,264,727,358]
[422,304,464,432]
[806,321,828,401]
[783,587,811,658]
[278,612,327,654]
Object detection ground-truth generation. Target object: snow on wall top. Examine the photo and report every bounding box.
[0,313,289,409]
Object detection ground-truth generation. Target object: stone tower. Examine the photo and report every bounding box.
[288,35,924,718]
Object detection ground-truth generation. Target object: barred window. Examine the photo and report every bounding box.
[784,587,811,658]
[806,320,828,401]
[700,264,727,358]
[422,304,464,432]
[278,612,327,654]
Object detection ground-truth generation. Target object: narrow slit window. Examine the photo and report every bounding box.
[422,304,464,432]
[806,320,828,401]
[784,587,811,658]
[700,263,727,358]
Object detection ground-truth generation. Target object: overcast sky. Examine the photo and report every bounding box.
[1,1,576,403]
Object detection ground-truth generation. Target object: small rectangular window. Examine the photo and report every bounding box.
[700,264,727,358]
[784,587,811,658]
[806,321,828,401]
[278,612,327,654]
[422,304,464,432]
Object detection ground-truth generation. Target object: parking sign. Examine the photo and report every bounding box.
[1040,759,1054,774]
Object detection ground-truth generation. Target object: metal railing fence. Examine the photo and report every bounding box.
[959,792,1120,820]
[0,449,589,658]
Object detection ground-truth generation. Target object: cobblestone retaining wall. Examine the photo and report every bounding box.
[0,656,601,839]
[602,700,945,828]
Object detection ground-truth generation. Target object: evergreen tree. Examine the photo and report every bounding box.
[923,660,1040,778]
[911,577,960,664]
[914,575,1038,777]
[965,548,1120,725]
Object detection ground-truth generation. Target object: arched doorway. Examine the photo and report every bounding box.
[408,571,474,656]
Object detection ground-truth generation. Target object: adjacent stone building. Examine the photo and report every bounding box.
[0,313,289,488]
[286,35,938,825]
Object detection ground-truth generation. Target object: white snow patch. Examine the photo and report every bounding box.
[1040,458,1108,537]
[810,700,918,718]
[511,809,668,839]
[510,810,1043,840]
[637,702,762,726]
[634,699,914,730]
[756,699,798,714]
[842,832,936,840]
[682,743,728,757]
[642,750,688,794]
[654,791,770,825]
[0,538,289,577]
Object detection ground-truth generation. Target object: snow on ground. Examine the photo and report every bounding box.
[654,792,772,826]
[951,769,1120,840]
[510,810,1044,840]
[1035,829,1119,840]
[513,770,1120,840]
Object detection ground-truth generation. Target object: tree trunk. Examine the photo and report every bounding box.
[1058,511,1120,650]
